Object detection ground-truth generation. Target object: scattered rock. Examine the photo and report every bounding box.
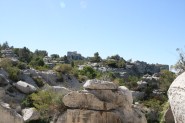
[22,108,40,122]
[14,81,37,94]
[137,81,147,90]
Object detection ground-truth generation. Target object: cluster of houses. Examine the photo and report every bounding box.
[43,51,84,67]
[0,49,84,64]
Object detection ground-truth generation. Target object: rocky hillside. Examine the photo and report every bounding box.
[0,67,147,123]
[0,44,175,123]
[0,55,176,123]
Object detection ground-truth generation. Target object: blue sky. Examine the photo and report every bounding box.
[0,0,185,66]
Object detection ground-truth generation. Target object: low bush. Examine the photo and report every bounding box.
[22,90,66,122]
[53,64,72,74]
[16,61,28,69]
[79,66,97,79]
[6,67,20,81]
[56,72,63,82]
[32,77,45,87]
[0,58,20,81]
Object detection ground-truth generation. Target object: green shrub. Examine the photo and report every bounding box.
[6,67,20,81]
[79,66,97,79]
[0,58,13,68]
[53,64,72,74]
[32,77,45,87]
[23,90,66,122]
[16,61,28,69]
[22,95,33,108]
[34,65,49,71]
[159,101,169,123]
[159,70,176,93]
[113,78,125,86]
[123,75,140,89]
[29,57,45,67]
[56,72,63,82]
[98,72,115,81]
[143,99,161,111]
[106,59,126,68]
[78,75,88,82]
[73,60,87,66]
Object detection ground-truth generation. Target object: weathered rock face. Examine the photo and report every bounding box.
[57,109,122,123]
[59,79,147,123]
[14,81,37,94]
[63,91,117,110]
[168,72,185,123]
[0,102,24,123]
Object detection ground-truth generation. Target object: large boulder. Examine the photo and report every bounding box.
[0,102,24,123]
[63,91,117,110]
[83,79,118,90]
[22,108,40,122]
[168,72,185,123]
[14,81,37,94]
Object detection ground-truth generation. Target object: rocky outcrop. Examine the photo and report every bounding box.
[59,79,147,123]
[134,61,169,75]
[168,72,185,123]
[0,102,24,123]
[14,81,37,94]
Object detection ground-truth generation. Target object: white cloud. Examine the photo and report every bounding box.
[80,0,88,9]
[60,1,66,9]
